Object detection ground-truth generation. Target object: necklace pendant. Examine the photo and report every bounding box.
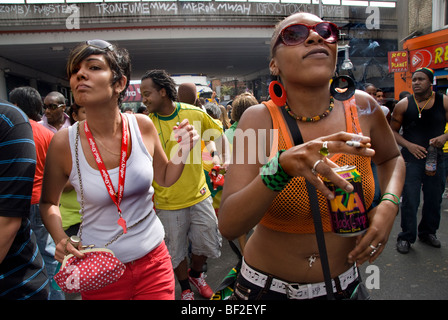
[419,113,422,119]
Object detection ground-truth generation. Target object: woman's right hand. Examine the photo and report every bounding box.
[279,131,375,200]
[55,237,85,263]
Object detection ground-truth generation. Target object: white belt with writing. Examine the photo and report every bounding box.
[240,259,358,299]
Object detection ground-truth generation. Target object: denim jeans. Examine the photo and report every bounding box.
[30,204,65,300]
[398,158,445,243]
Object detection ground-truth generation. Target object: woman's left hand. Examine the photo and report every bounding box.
[347,200,397,265]
[174,119,200,150]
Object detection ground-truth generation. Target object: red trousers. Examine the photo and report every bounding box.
[81,241,175,300]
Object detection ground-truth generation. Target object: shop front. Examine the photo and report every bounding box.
[393,28,448,99]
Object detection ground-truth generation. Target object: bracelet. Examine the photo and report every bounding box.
[381,198,399,206]
[63,237,70,255]
[261,150,292,192]
[380,192,400,205]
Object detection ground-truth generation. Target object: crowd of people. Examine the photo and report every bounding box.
[1,12,446,301]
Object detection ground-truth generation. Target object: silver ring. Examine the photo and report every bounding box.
[69,235,81,247]
[311,159,324,175]
[369,243,382,256]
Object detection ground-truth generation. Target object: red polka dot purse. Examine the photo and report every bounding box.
[54,248,126,293]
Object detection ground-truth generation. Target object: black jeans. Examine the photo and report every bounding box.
[398,160,444,243]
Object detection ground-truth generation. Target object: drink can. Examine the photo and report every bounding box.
[323,165,369,237]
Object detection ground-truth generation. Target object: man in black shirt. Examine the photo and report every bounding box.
[391,68,448,254]
[0,99,49,299]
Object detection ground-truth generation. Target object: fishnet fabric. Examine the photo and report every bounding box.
[259,101,375,234]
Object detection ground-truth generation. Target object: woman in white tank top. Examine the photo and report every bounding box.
[40,40,199,300]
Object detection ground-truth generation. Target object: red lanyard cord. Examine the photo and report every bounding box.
[84,114,128,233]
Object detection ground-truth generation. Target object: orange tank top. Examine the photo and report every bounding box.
[259,97,375,234]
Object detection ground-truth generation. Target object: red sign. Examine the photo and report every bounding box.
[410,41,448,72]
[123,83,141,102]
[388,51,408,73]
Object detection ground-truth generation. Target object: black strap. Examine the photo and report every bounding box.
[305,181,335,300]
[280,106,304,146]
[280,107,335,300]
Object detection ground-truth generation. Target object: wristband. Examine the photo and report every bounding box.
[380,192,400,205]
[381,198,399,206]
[211,151,218,157]
[261,150,292,191]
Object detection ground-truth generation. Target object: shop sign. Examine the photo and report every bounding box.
[124,83,141,102]
[388,51,408,72]
[410,41,448,72]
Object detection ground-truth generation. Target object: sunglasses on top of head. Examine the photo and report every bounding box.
[277,22,340,47]
[85,39,114,51]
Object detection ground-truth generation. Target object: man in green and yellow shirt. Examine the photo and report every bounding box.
[141,70,229,300]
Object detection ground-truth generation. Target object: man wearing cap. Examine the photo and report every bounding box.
[391,68,448,253]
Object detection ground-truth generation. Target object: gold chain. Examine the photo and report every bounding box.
[94,137,121,156]
[414,92,434,118]
[75,122,150,248]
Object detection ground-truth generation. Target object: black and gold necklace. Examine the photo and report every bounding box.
[284,97,334,122]
[414,92,434,119]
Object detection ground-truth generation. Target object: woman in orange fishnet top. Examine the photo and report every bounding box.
[218,12,405,300]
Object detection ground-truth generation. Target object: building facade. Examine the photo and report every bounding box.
[393,0,448,98]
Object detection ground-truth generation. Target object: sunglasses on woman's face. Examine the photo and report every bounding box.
[85,39,114,51]
[277,22,340,47]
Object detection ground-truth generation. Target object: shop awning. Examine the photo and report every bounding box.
[435,69,448,79]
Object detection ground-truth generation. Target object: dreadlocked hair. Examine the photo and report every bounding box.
[141,69,178,102]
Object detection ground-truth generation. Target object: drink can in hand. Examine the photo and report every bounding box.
[323,165,369,236]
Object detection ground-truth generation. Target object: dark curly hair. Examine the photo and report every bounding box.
[9,86,43,121]
[141,69,178,102]
[66,40,131,106]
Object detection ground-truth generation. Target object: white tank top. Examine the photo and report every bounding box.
[68,114,164,263]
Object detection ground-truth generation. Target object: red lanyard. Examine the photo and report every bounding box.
[84,114,128,234]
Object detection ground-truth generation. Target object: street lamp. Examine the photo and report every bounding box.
[340,45,353,70]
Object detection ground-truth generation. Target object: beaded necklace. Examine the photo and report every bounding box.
[284,97,334,122]
[413,92,434,119]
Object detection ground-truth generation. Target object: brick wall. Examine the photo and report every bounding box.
[408,0,433,34]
